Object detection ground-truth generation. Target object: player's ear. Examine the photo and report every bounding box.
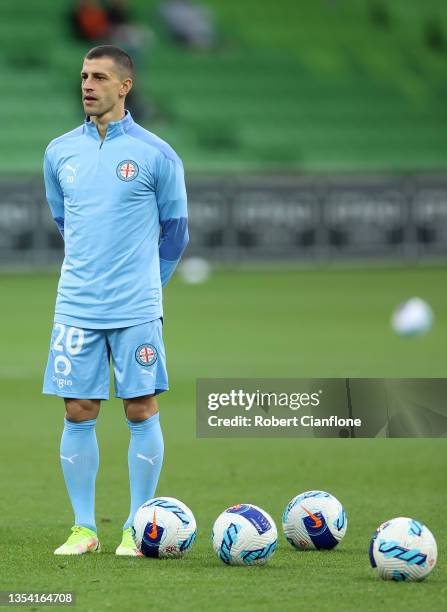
[120,78,133,98]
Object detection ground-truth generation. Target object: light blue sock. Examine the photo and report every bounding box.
[124,413,164,530]
[60,418,99,533]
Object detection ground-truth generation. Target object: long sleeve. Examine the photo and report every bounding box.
[156,153,189,287]
[43,147,65,239]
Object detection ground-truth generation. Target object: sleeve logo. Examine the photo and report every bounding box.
[117,160,139,181]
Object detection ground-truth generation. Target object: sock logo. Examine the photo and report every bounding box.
[60,454,78,464]
[137,453,159,465]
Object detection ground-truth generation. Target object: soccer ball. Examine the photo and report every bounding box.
[391,297,433,336]
[178,257,211,284]
[212,503,278,565]
[369,517,437,581]
[282,490,347,550]
[133,496,197,558]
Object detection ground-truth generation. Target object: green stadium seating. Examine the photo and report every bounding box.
[1,0,447,174]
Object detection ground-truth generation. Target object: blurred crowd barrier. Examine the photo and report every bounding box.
[1,176,447,266]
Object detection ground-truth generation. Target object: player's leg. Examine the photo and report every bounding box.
[55,399,102,555]
[123,394,164,525]
[107,320,167,555]
[42,323,110,554]
[115,395,163,555]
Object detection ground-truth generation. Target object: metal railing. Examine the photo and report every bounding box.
[1,175,447,265]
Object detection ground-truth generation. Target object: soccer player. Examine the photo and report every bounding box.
[42,45,188,555]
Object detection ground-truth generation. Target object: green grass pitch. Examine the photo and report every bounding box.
[0,266,446,611]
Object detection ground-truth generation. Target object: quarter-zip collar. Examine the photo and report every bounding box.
[84,109,134,142]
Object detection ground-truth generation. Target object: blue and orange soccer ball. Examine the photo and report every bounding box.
[133,496,197,558]
[282,490,347,550]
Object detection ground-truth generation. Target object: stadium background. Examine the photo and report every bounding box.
[0,1,446,610]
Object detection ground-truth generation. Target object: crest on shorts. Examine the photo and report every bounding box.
[135,343,158,366]
[116,160,139,181]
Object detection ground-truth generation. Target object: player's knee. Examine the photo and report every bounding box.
[124,395,158,422]
[65,398,101,422]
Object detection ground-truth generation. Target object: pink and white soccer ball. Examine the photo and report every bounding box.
[369,517,437,581]
[133,496,196,558]
[282,490,347,550]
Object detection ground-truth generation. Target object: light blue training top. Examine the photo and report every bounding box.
[43,110,189,329]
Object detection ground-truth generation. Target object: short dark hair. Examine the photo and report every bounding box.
[85,45,134,79]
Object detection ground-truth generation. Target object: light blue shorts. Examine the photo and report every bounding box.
[43,319,168,400]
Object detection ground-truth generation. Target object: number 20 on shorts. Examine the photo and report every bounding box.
[53,324,84,376]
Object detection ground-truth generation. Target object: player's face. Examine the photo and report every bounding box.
[81,57,129,117]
